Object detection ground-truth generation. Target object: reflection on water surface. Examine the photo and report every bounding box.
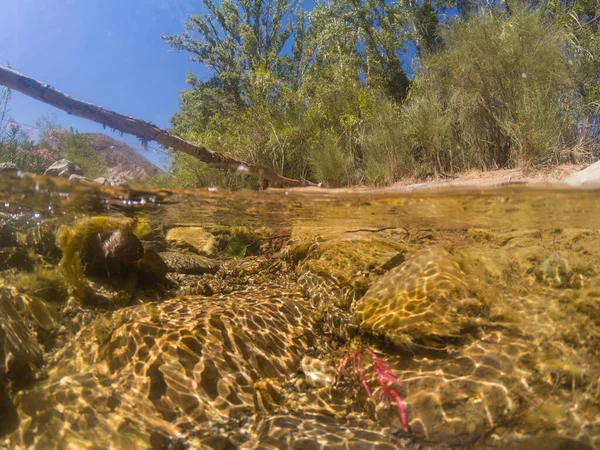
[0,173,599,449]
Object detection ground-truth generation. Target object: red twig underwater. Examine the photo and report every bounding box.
[335,348,408,429]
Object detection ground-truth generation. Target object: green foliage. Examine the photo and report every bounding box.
[159,0,598,187]
[36,118,107,178]
[361,94,413,185]
[2,1,596,187]
[57,130,107,178]
[546,0,600,114]
[0,114,107,177]
[399,9,588,173]
[309,0,411,101]
[0,86,11,141]
[162,0,412,187]
[0,122,57,173]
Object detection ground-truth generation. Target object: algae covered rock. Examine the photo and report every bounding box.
[56,216,144,290]
[536,251,581,288]
[296,235,409,309]
[300,236,408,286]
[0,248,34,271]
[355,246,487,348]
[0,289,43,376]
[165,227,218,257]
[204,225,278,256]
[25,222,61,259]
[13,267,69,304]
[0,289,44,434]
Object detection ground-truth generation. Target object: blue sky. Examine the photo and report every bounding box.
[0,0,213,169]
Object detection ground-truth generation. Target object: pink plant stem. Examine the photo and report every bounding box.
[388,389,408,429]
[355,354,372,396]
[336,348,408,430]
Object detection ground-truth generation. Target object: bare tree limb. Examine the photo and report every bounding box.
[0,65,318,188]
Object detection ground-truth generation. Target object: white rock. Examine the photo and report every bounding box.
[564,160,600,187]
[44,159,82,178]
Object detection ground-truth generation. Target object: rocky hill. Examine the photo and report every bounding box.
[83,133,163,184]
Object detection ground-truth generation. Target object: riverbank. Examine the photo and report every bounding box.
[389,164,588,190]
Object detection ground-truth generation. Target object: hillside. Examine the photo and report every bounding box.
[83,133,163,184]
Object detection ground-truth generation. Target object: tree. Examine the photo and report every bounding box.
[0,86,11,142]
[311,0,411,102]
[162,0,297,107]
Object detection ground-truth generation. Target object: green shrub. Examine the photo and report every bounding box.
[57,131,107,178]
[400,9,587,174]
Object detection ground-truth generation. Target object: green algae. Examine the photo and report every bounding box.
[204,225,276,255]
[132,217,153,240]
[224,237,247,258]
[25,221,62,259]
[56,216,137,295]
[13,267,68,303]
[0,248,34,272]
[301,237,409,286]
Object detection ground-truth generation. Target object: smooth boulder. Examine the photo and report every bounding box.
[564,160,600,187]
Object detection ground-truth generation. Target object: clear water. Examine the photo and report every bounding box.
[0,173,599,449]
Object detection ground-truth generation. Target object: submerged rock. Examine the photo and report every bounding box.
[3,288,320,448]
[504,435,595,450]
[536,251,581,288]
[57,216,142,288]
[246,413,403,449]
[13,267,69,304]
[11,294,59,331]
[82,229,144,276]
[159,251,220,274]
[0,289,43,435]
[136,249,169,283]
[355,246,487,349]
[0,290,43,376]
[165,227,218,257]
[296,235,409,309]
[300,236,408,288]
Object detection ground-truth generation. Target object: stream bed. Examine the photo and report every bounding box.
[0,173,599,449]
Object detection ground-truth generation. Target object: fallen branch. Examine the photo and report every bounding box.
[0,66,317,188]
